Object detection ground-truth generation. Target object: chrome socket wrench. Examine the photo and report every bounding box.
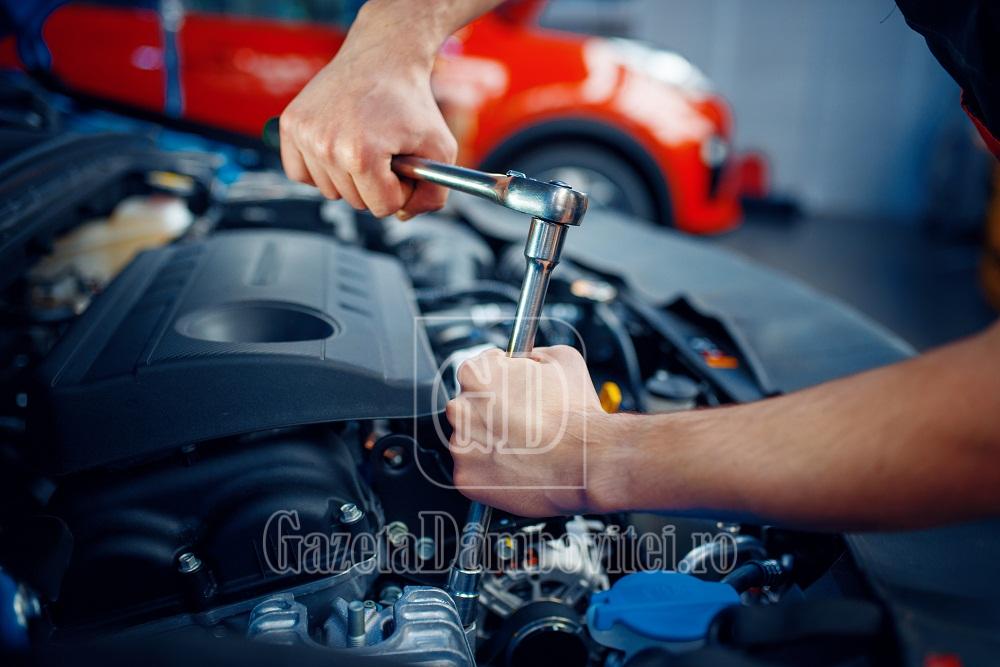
[391,157,588,627]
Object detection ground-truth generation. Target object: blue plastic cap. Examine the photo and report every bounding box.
[587,571,740,644]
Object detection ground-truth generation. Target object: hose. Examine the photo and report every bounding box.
[722,559,787,593]
[593,302,648,412]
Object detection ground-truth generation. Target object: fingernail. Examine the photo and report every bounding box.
[395,211,412,222]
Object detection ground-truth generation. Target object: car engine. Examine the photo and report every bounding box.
[0,132,901,667]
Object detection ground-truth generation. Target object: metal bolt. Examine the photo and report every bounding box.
[177,552,202,573]
[340,503,364,526]
[386,521,409,548]
[415,537,436,562]
[379,585,403,606]
[347,600,366,647]
[363,600,377,611]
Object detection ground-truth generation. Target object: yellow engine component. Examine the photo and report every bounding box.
[598,381,623,414]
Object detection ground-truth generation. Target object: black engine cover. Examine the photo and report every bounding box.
[47,430,376,628]
[34,230,443,474]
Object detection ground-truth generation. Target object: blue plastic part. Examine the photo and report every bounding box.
[587,571,740,644]
[0,570,28,652]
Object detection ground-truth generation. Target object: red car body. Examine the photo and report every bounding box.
[0,0,742,233]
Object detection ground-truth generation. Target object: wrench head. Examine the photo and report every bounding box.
[503,175,588,226]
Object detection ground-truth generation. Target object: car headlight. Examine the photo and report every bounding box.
[607,38,713,96]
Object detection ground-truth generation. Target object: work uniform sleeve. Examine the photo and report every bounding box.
[895,0,1000,155]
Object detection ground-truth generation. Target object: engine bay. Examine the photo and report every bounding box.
[0,130,931,666]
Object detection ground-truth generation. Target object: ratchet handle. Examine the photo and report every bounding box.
[390,155,509,204]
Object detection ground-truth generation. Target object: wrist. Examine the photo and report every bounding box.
[585,410,716,515]
[584,411,644,513]
[347,0,449,72]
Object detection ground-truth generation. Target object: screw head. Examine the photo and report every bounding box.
[415,537,436,562]
[386,521,409,548]
[340,503,364,525]
[177,552,202,573]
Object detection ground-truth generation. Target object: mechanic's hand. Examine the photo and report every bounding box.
[279,20,457,220]
[446,346,622,517]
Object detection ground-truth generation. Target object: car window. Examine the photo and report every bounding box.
[181,0,362,25]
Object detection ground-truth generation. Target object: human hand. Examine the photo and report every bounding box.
[446,346,623,517]
[278,9,457,220]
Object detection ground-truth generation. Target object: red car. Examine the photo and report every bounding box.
[0,0,744,233]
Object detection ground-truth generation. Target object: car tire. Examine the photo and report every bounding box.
[508,142,665,224]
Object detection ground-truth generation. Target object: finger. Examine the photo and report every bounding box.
[445,397,467,429]
[353,155,407,218]
[456,348,503,391]
[329,168,365,210]
[532,345,582,365]
[301,153,340,200]
[397,181,449,220]
[397,128,457,219]
[280,136,314,185]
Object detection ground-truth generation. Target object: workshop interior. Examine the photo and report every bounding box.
[0,1,998,666]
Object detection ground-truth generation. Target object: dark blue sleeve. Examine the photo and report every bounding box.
[896,0,1000,138]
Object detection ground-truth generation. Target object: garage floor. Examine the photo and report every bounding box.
[711,214,997,351]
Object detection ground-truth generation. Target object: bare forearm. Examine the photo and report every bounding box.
[601,322,1000,530]
[345,0,503,68]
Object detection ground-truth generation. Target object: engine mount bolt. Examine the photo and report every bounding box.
[177,552,203,574]
[340,503,364,526]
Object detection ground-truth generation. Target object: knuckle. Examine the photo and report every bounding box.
[456,362,475,388]
[548,345,579,362]
[336,142,370,172]
[313,134,335,160]
[278,109,298,133]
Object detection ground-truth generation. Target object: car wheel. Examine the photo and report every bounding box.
[509,142,664,224]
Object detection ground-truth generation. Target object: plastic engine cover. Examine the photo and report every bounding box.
[34,230,444,473]
[587,571,740,656]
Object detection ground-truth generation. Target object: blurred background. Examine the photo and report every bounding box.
[1,0,996,349]
[540,0,998,349]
